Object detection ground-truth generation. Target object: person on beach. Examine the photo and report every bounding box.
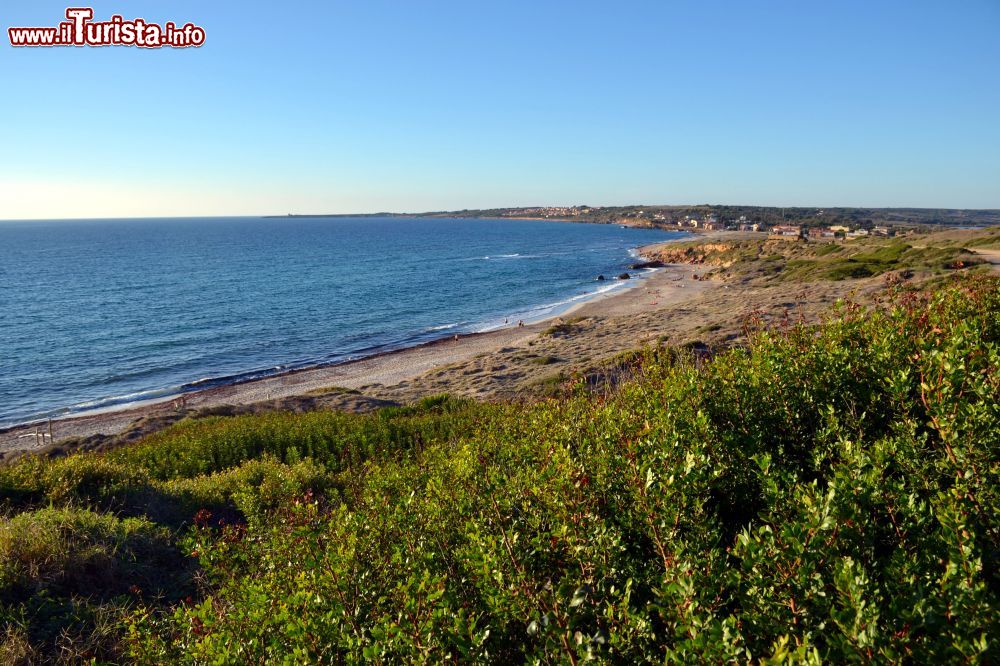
[518,320,524,327]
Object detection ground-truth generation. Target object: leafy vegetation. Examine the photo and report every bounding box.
[1,275,997,663]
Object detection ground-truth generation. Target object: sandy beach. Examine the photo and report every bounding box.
[0,255,712,458]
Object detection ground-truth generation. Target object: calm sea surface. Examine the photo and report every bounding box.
[0,216,681,426]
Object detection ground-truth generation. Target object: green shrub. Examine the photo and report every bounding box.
[161,456,332,526]
[812,243,842,256]
[0,507,175,598]
[128,275,999,663]
[0,507,183,662]
[852,241,910,264]
[823,260,878,280]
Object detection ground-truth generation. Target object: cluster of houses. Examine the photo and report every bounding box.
[661,214,897,240]
[500,206,594,218]
[668,214,727,231]
[764,224,896,240]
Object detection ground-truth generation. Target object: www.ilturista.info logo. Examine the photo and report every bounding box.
[8,8,205,48]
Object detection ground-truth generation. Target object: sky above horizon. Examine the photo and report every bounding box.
[1,0,999,219]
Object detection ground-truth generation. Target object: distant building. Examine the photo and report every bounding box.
[739,222,762,232]
[847,229,870,239]
[872,225,894,237]
[808,227,837,239]
[829,225,850,233]
[770,225,802,238]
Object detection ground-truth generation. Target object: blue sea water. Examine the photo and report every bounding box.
[0,216,682,426]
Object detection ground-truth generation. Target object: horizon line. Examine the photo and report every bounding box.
[3,202,1000,223]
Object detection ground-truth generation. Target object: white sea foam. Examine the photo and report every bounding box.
[64,385,185,416]
[73,387,174,409]
[482,253,541,260]
[468,273,649,334]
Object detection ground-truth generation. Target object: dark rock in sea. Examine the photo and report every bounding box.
[596,275,605,281]
[630,260,665,269]
[617,273,631,280]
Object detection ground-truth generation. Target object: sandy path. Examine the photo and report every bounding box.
[972,248,1000,273]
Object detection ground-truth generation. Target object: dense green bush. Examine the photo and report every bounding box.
[1,275,997,663]
[0,507,180,662]
[0,395,481,516]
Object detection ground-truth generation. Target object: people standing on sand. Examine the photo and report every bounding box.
[518,320,524,327]
[454,334,459,342]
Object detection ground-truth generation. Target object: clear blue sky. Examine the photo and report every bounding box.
[2,0,998,218]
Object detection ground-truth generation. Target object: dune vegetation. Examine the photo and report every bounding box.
[648,227,1000,284]
[1,273,997,663]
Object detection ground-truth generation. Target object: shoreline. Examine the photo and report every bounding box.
[0,243,697,456]
[0,259,654,431]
